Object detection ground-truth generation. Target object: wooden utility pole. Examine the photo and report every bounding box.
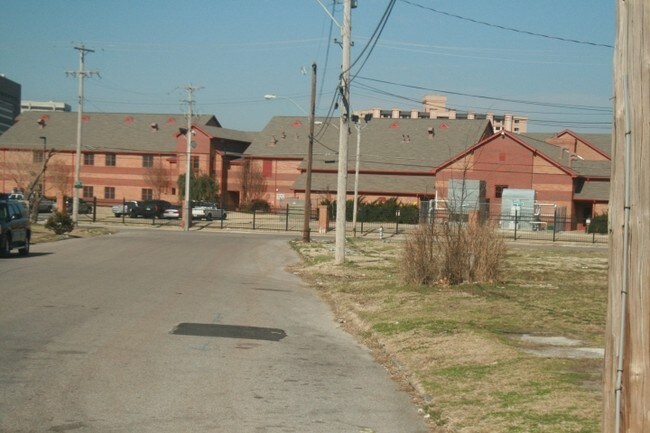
[603,1,650,432]
[302,63,317,243]
[335,0,352,264]
[66,45,98,225]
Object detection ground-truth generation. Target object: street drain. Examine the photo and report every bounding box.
[172,323,287,342]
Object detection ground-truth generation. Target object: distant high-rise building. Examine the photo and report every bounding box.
[356,95,528,134]
[21,100,71,113]
[0,75,21,135]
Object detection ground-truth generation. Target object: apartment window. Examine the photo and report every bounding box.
[495,185,508,198]
[142,155,154,168]
[33,151,44,163]
[84,153,95,166]
[105,153,116,167]
[141,188,153,201]
[82,186,94,198]
[191,155,200,171]
[104,186,115,199]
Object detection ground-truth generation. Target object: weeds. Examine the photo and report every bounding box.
[399,220,506,285]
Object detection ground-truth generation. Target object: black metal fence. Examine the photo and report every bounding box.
[73,199,608,245]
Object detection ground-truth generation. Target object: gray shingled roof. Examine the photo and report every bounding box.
[292,172,436,196]
[247,116,493,174]
[200,124,258,145]
[518,133,611,177]
[571,132,612,156]
[574,180,610,201]
[0,111,238,153]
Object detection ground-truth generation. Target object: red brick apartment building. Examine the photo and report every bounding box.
[0,111,610,230]
[0,111,254,209]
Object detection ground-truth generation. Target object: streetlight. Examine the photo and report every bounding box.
[351,113,371,237]
[264,66,317,243]
[263,94,308,115]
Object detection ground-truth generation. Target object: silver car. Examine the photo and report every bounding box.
[191,202,227,221]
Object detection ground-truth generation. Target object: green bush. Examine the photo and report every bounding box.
[588,212,608,234]
[321,197,419,224]
[587,212,609,235]
[45,211,74,235]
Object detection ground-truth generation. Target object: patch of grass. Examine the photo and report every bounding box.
[372,319,459,336]
[292,239,607,433]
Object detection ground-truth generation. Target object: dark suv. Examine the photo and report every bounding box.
[131,200,172,218]
[64,197,93,214]
[0,199,31,257]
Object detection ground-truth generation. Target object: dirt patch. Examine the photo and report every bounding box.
[517,334,604,359]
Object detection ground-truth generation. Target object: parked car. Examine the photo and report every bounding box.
[0,199,31,257]
[64,197,93,214]
[112,200,140,217]
[191,201,227,221]
[131,200,172,218]
[37,197,57,213]
[162,205,181,219]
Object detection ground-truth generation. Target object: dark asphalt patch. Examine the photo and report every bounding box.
[172,323,287,342]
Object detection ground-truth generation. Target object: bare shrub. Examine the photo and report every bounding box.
[399,220,506,286]
[399,223,440,285]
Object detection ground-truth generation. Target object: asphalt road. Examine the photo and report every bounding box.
[0,230,429,433]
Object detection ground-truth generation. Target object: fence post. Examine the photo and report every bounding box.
[92,197,97,222]
[514,209,518,240]
[253,209,256,230]
[285,203,289,231]
[552,207,557,242]
[121,197,126,224]
[395,209,400,234]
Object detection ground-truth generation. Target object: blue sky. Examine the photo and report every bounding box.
[2,0,615,133]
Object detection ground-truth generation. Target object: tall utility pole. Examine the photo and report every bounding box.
[66,44,98,225]
[303,63,317,242]
[182,84,200,232]
[335,0,352,264]
[603,1,650,432]
[352,114,371,237]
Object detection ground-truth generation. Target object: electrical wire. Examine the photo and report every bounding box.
[399,0,613,49]
[355,76,611,112]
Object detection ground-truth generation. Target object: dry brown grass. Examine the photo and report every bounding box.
[399,221,506,286]
[291,238,607,433]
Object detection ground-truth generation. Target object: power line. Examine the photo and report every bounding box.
[354,76,612,112]
[399,0,614,49]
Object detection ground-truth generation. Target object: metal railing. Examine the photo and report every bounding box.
[73,200,608,245]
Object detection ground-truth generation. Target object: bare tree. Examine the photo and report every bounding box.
[240,158,266,206]
[144,160,169,199]
[5,149,55,221]
[603,1,650,432]
[47,159,73,200]
[5,151,36,193]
